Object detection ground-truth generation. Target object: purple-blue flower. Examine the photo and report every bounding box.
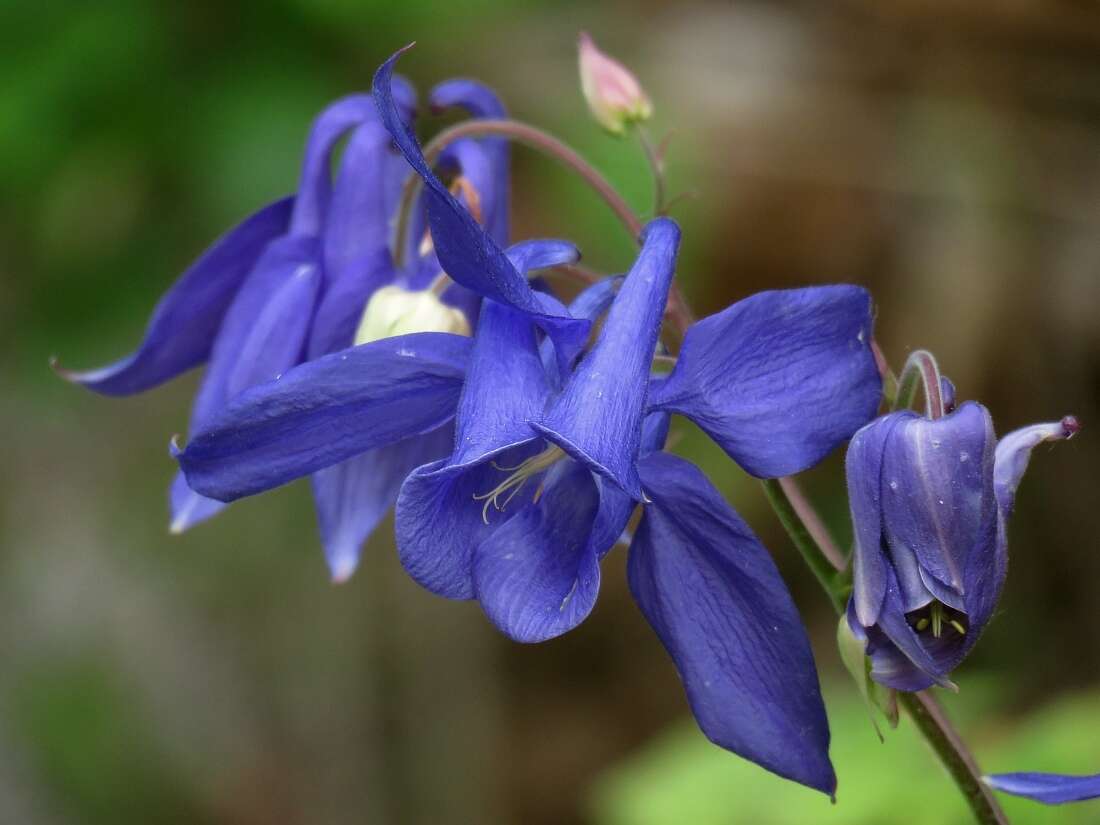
[845,403,1080,691]
[57,75,520,581]
[170,47,892,796]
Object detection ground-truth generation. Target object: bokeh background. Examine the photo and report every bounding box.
[4,1,1100,823]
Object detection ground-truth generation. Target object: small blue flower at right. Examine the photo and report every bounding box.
[845,402,1080,692]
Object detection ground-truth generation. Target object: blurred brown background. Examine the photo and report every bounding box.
[3,1,1099,823]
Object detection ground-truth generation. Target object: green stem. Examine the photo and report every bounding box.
[761,479,846,614]
[636,125,666,215]
[895,349,945,419]
[898,692,1009,825]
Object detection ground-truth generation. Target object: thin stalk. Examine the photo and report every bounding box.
[898,692,1009,825]
[778,476,848,572]
[895,349,945,419]
[761,479,846,614]
[636,124,666,215]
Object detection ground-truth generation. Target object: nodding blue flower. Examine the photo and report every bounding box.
[985,771,1100,805]
[56,75,519,581]
[171,47,890,796]
[845,402,1080,691]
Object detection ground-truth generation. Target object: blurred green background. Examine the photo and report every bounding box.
[4,1,1100,823]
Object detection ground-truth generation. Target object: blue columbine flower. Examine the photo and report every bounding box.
[845,402,1080,691]
[57,74,523,581]
[172,49,889,796]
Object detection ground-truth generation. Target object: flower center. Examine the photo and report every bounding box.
[354,285,471,345]
[909,601,967,638]
[473,445,566,525]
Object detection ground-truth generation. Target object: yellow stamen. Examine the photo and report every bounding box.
[473,445,565,524]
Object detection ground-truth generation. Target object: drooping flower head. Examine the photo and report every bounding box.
[846,399,1079,691]
[56,74,518,581]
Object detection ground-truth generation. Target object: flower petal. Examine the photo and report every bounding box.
[306,248,394,358]
[985,772,1100,804]
[291,84,415,237]
[320,122,403,293]
[55,197,293,396]
[867,564,956,691]
[373,49,590,364]
[395,440,544,599]
[429,78,509,243]
[880,402,996,595]
[994,417,1080,517]
[535,218,679,500]
[312,425,453,583]
[472,460,603,642]
[845,414,900,627]
[164,235,322,532]
[505,239,580,274]
[648,285,881,478]
[168,470,225,534]
[628,451,835,796]
[175,332,472,501]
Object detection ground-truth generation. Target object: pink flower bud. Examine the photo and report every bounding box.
[578,32,653,135]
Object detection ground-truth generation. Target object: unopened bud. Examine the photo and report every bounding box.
[578,32,652,136]
[354,286,471,346]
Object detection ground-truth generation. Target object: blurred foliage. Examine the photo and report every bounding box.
[3,0,1100,823]
[591,681,1100,825]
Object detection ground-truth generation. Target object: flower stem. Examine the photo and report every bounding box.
[895,349,945,419]
[636,124,666,215]
[898,692,1009,825]
[760,479,847,614]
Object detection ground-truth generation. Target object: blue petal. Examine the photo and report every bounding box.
[540,276,623,388]
[994,417,1080,517]
[868,564,956,691]
[880,402,995,596]
[472,460,604,642]
[320,122,403,292]
[453,300,552,465]
[429,78,506,119]
[505,239,580,274]
[176,332,472,501]
[535,218,680,500]
[168,470,225,534]
[306,248,394,358]
[434,140,505,247]
[396,440,544,599]
[986,772,1100,804]
[291,82,416,237]
[628,451,835,795]
[312,425,453,582]
[649,285,881,478]
[373,49,589,364]
[168,235,323,531]
[429,78,509,243]
[56,197,293,396]
[845,414,900,627]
